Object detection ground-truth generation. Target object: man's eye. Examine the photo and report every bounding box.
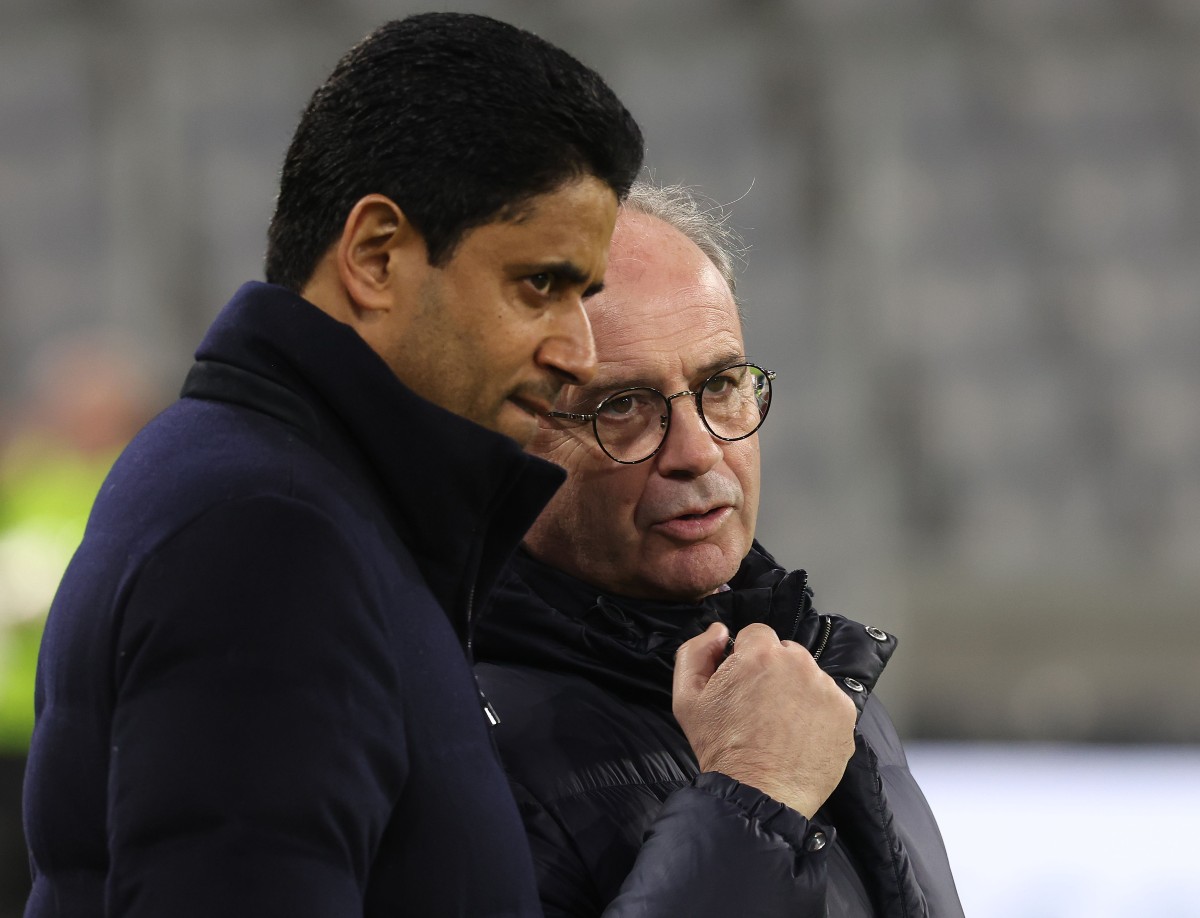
[704,374,741,400]
[596,389,657,421]
[599,395,637,417]
[527,273,553,295]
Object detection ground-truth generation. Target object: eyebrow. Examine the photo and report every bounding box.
[693,351,751,381]
[579,351,751,402]
[519,260,605,297]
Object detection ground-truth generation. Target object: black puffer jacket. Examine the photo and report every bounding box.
[475,543,964,917]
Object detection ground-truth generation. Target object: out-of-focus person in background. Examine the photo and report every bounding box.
[21,13,645,917]
[475,183,965,916]
[0,335,159,752]
[0,337,160,916]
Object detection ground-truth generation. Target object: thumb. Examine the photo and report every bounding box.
[673,622,730,704]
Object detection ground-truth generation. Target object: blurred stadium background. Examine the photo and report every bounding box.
[1,1,1198,914]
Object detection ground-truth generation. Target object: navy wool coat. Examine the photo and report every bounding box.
[23,282,563,917]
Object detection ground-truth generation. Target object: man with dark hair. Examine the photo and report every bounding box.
[23,14,641,917]
[264,13,643,290]
[475,184,965,916]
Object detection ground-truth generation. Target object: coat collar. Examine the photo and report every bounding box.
[181,281,566,641]
[474,542,897,709]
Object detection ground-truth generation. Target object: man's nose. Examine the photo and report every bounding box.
[655,395,723,477]
[537,299,597,386]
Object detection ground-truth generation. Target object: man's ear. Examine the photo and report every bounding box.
[334,194,427,318]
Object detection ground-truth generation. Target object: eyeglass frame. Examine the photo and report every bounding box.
[545,361,777,465]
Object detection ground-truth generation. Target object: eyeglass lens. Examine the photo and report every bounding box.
[594,363,772,463]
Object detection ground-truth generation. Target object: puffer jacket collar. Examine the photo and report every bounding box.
[475,541,898,712]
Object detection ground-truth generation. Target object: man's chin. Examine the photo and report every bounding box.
[644,544,744,602]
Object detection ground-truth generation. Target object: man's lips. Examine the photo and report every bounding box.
[509,378,563,420]
[649,505,733,541]
[509,395,553,418]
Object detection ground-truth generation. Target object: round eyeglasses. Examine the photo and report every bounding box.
[544,362,776,464]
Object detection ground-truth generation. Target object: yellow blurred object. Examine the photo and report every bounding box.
[0,442,118,752]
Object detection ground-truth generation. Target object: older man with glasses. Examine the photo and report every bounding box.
[474,183,964,917]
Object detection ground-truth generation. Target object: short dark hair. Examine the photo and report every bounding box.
[265,13,644,290]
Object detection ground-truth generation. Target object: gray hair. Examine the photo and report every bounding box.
[620,181,746,300]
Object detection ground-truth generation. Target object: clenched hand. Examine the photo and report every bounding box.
[673,622,858,818]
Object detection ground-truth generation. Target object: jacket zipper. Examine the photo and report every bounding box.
[788,570,825,655]
[465,565,503,726]
[811,616,832,662]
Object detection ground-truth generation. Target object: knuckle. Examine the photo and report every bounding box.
[737,622,775,645]
[838,692,859,721]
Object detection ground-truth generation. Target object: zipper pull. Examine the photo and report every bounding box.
[479,688,501,727]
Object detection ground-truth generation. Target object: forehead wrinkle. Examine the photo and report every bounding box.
[586,299,744,393]
[589,278,738,339]
[580,208,745,394]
